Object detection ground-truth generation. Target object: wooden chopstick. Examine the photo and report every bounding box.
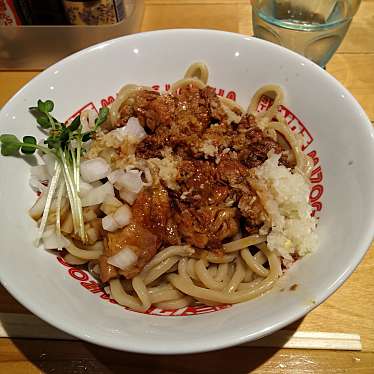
[243,330,362,351]
[0,313,362,350]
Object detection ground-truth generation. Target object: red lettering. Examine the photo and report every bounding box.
[57,256,73,268]
[311,166,321,176]
[299,130,313,150]
[257,95,272,112]
[216,88,225,97]
[307,150,319,166]
[148,308,174,316]
[310,166,323,183]
[226,91,236,101]
[101,96,115,107]
[282,107,296,125]
[80,280,102,293]
[152,85,160,91]
[68,268,89,281]
[310,184,324,202]
[164,84,171,91]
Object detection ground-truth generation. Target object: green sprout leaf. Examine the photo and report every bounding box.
[36,113,51,128]
[37,99,46,112]
[0,134,21,156]
[59,128,70,149]
[44,136,60,149]
[21,136,37,154]
[81,132,92,142]
[95,107,109,128]
[44,100,54,113]
[69,115,81,132]
[29,107,51,129]
[37,99,54,114]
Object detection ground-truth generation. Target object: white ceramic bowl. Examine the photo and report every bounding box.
[1,29,374,354]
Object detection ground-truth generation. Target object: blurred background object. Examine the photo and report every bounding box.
[62,0,125,25]
[251,0,362,67]
[0,0,22,25]
[14,0,68,25]
[0,0,143,69]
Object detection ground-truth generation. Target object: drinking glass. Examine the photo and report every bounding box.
[251,0,361,67]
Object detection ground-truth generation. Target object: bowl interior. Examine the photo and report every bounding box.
[0,29,373,354]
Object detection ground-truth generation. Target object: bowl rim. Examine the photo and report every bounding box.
[1,28,374,354]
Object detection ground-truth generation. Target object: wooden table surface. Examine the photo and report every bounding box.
[1,1,374,373]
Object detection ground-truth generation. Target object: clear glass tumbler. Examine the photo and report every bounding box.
[251,0,361,67]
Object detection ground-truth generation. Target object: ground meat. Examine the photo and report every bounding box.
[135,86,224,159]
[131,187,180,245]
[238,140,284,169]
[235,114,290,168]
[135,91,175,134]
[118,90,161,128]
[176,160,227,207]
[135,135,164,159]
[201,86,228,123]
[237,113,257,130]
[215,154,267,232]
[175,207,239,249]
[238,190,266,233]
[216,156,248,185]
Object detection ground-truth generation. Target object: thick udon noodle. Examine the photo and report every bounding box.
[66,62,311,312]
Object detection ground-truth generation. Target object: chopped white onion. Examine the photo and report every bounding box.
[108,169,125,184]
[107,246,138,270]
[42,226,70,250]
[110,117,146,143]
[116,169,143,193]
[119,188,138,205]
[113,204,132,228]
[81,182,114,207]
[102,214,119,232]
[125,117,147,142]
[103,194,123,207]
[80,157,111,183]
[78,179,94,197]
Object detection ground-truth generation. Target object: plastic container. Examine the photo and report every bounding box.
[0,0,144,70]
